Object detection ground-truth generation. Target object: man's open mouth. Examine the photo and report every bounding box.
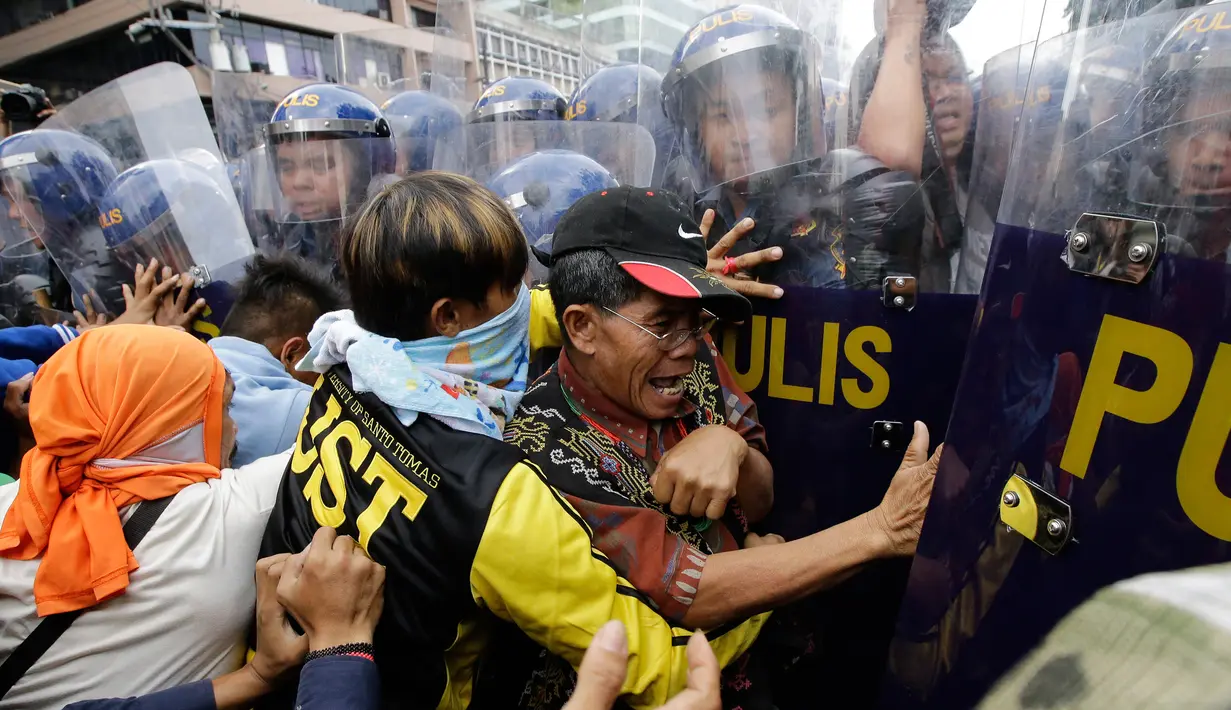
[649,376,684,396]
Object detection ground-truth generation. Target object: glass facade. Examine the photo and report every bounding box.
[187,11,336,82]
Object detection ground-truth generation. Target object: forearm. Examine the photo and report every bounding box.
[211,665,273,710]
[736,448,773,523]
[682,511,889,628]
[857,20,927,176]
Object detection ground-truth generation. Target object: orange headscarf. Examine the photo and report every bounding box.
[0,325,227,616]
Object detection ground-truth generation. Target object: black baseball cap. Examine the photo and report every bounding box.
[550,186,752,322]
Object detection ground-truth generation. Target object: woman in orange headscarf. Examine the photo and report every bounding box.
[0,325,293,708]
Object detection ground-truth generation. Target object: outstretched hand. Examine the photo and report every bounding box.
[701,209,784,301]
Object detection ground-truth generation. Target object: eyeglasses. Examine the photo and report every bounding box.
[602,306,718,351]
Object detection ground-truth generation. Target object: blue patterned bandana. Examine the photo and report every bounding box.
[299,285,531,439]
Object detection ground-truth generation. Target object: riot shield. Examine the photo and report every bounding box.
[573,0,707,188]
[885,5,1231,708]
[952,41,1058,294]
[33,62,254,335]
[429,0,478,110]
[433,121,655,187]
[335,28,429,98]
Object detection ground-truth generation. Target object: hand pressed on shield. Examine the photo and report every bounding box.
[276,526,386,652]
[110,259,187,326]
[563,621,721,710]
[867,421,944,557]
[701,209,784,301]
[650,424,746,520]
[154,264,208,329]
[72,293,107,332]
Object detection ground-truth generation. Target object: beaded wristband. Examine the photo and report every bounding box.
[304,642,375,664]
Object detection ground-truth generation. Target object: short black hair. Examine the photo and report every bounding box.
[340,171,529,342]
[220,253,346,345]
[548,249,643,348]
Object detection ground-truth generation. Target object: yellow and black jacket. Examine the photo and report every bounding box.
[260,361,765,709]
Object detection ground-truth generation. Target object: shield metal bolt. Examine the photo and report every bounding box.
[1070,232,1089,251]
[1046,518,1066,537]
[1128,243,1152,263]
[895,277,906,287]
[1002,491,1019,508]
[893,296,905,307]
[881,440,891,449]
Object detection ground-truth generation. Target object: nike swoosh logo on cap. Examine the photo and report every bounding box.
[678,224,704,240]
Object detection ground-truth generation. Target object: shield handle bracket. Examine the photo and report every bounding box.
[1062,213,1162,285]
[882,275,916,310]
[1000,470,1073,555]
[189,264,211,289]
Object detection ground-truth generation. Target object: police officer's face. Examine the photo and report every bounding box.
[923,49,973,164]
[3,180,44,237]
[275,140,354,221]
[1166,91,1231,197]
[698,68,798,187]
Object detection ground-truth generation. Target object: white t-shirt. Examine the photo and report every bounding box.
[0,451,291,709]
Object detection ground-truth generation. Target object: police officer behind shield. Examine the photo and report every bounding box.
[0,129,120,316]
[380,89,464,175]
[662,4,927,291]
[1130,6,1231,261]
[464,76,567,182]
[566,63,676,188]
[263,84,396,268]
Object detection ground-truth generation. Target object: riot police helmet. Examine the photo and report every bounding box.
[381,89,464,173]
[263,83,395,229]
[661,5,825,197]
[486,149,617,281]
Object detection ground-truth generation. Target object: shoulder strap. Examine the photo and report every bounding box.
[0,495,176,699]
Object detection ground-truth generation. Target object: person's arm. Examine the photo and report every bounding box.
[857,0,928,176]
[711,339,773,522]
[682,422,943,629]
[0,323,75,364]
[64,681,216,710]
[735,449,773,524]
[471,462,769,710]
[295,656,381,710]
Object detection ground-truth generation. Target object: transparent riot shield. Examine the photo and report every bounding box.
[429,0,478,111]
[433,121,655,187]
[335,28,430,98]
[33,63,254,336]
[573,0,706,189]
[951,41,1058,294]
[886,5,1231,708]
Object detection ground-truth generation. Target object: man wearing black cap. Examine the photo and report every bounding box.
[500,187,943,709]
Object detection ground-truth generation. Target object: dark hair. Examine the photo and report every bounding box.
[548,249,643,348]
[220,253,345,345]
[340,171,528,341]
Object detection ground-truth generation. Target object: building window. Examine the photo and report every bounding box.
[316,0,391,21]
[411,7,436,27]
[187,11,335,81]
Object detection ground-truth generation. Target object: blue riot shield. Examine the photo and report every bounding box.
[885,4,1231,708]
